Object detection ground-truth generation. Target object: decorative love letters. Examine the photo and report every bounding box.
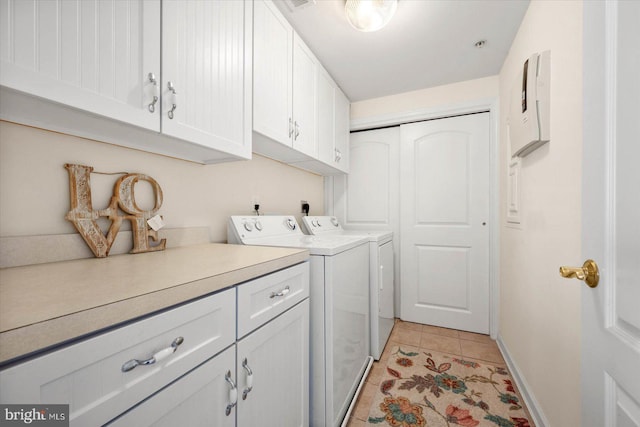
[64,163,167,258]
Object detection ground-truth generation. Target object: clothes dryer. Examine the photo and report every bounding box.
[228,215,372,427]
[302,216,394,361]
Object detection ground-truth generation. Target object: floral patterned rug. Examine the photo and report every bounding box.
[366,347,532,427]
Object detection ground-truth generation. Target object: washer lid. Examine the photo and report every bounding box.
[302,216,393,243]
[241,234,369,256]
[229,215,369,255]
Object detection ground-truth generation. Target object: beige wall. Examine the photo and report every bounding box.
[499,1,582,426]
[350,75,499,119]
[0,121,324,242]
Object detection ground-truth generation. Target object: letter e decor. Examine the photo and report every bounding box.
[64,163,167,258]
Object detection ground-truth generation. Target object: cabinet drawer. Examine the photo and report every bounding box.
[107,345,236,427]
[237,262,309,338]
[0,288,235,427]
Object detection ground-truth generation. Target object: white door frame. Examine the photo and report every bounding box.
[325,97,500,339]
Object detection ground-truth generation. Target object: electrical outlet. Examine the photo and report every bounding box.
[301,200,310,214]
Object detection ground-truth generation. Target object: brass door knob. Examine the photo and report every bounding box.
[559,259,599,288]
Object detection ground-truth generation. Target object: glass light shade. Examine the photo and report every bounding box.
[345,0,398,32]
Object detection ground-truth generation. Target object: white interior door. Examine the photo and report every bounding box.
[334,126,401,313]
[400,113,490,333]
[581,1,640,425]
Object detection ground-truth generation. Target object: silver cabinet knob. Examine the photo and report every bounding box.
[147,72,159,113]
[167,81,177,119]
[225,370,237,416]
[121,336,184,372]
[241,358,253,400]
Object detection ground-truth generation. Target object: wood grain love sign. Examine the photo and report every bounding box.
[64,164,167,258]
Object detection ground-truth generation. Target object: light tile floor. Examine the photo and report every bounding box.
[345,319,535,426]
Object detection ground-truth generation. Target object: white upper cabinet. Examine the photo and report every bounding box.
[253,0,318,160]
[0,0,161,131]
[162,0,252,159]
[0,0,252,164]
[314,66,350,174]
[317,68,336,166]
[291,34,317,157]
[252,0,293,147]
[334,88,350,173]
[253,0,348,175]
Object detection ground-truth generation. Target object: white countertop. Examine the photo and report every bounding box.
[0,243,309,364]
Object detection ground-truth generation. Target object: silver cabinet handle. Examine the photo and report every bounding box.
[241,358,253,400]
[167,81,177,119]
[147,72,159,113]
[225,370,238,416]
[294,121,300,140]
[270,285,290,299]
[289,117,294,138]
[121,336,184,372]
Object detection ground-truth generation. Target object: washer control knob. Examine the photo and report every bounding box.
[244,222,254,232]
[254,220,263,231]
[331,217,339,227]
[286,218,297,231]
[311,219,318,227]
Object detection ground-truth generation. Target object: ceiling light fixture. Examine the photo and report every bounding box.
[345,0,398,32]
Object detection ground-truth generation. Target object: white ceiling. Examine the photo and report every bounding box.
[274,0,530,102]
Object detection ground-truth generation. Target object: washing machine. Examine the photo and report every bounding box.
[302,216,394,361]
[227,215,372,427]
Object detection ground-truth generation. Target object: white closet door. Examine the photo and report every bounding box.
[0,0,160,131]
[162,0,251,158]
[400,113,490,333]
[335,126,401,312]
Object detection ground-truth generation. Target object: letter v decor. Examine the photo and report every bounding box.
[64,163,167,258]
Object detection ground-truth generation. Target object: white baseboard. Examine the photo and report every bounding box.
[496,334,550,427]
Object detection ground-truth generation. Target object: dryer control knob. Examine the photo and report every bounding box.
[331,217,339,227]
[244,222,254,232]
[254,220,263,231]
[286,218,297,231]
[312,219,318,227]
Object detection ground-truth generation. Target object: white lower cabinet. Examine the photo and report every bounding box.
[111,301,310,427]
[107,345,236,427]
[237,300,309,427]
[0,262,310,427]
[0,288,236,426]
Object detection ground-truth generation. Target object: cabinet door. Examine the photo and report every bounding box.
[0,0,160,131]
[237,300,309,427]
[162,0,252,159]
[317,68,336,166]
[253,0,293,147]
[107,346,236,427]
[292,34,317,157]
[334,88,350,173]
